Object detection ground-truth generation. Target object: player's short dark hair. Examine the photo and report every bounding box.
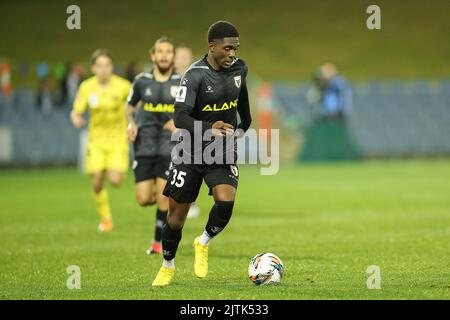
[207,21,239,43]
[151,36,175,54]
[90,49,113,65]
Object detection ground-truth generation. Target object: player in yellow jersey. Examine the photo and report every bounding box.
[70,49,131,232]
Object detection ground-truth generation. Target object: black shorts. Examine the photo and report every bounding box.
[132,156,172,183]
[163,163,239,203]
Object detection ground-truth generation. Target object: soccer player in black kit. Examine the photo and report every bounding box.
[152,21,252,286]
[126,37,179,255]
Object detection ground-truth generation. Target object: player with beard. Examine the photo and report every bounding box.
[126,37,179,254]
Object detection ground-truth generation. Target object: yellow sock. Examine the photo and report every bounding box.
[93,189,112,220]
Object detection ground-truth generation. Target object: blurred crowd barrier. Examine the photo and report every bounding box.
[0,90,79,166]
[0,80,450,167]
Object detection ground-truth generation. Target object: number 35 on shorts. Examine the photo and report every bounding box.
[171,169,186,187]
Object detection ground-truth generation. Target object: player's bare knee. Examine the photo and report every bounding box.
[213,191,236,202]
[212,185,236,202]
[110,180,122,187]
[136,194,154,207]
[109,175,124,187]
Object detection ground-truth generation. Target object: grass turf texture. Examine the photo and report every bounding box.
[0,160,449,299]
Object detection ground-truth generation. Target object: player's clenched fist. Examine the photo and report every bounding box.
[212,120,234,136]
[70,111,87,128]
[128,122,138,142]
[163,119,177,133]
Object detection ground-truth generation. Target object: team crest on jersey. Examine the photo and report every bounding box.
[176,86,187,103]
[144,88,152,96]
[88,94,99,108]
[234,76,241,88]
[230,165,239,177]
[170,85,179,98]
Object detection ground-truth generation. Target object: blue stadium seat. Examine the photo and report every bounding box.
[272,79,450,158]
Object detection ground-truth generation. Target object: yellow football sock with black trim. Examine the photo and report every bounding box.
[93,189,112,220]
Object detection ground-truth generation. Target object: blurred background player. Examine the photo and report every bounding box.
[174,44,201,219]
[126,37,179,255]
[70,49,131,232]
[174,45,194,76]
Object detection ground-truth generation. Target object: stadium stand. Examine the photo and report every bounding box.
[272,80,450,159]
[0,79,449,165]
[0,95,79,166]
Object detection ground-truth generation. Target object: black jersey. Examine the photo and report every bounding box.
[173,55,252,164]
[127,71,181,157]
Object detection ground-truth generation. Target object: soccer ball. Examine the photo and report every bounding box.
[248,253,285,285]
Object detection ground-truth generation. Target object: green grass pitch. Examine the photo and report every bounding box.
[0,160,449,299]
